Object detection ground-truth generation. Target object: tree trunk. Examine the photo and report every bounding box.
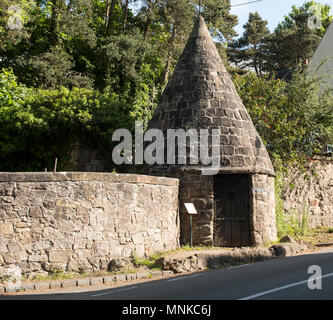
[50,0,60,45]
[252,43,259,75]
[123,0,129,31]
[161,26,177,86]
[144,0,152,40]
[162,50,172,87]
[144,17,151,40]
[106,0,117,35]
[105,0,110,31]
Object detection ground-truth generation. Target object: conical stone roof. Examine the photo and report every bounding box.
[148,16,275,176]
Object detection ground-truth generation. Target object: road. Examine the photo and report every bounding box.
[2,247,333,300]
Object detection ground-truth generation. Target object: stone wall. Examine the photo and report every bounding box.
[178,172,215,246]
[251,173,276,245]
[65,143,113,172]
[282,159,333,228]
[0,173,179,277]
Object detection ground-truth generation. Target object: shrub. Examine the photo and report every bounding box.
[0,69,151,171]
[234,70,333,171]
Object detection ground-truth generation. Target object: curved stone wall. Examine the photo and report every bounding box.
[0,173,179,277]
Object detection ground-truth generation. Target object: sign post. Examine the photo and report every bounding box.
[184,203,198,247]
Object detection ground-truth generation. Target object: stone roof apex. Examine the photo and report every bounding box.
[148,16,275,175]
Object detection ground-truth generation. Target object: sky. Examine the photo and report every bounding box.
[231,0,333,36]
[130,0,333,38]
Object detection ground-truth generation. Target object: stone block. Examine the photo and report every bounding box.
[89,277,103,286]
[231,155,245,167]
[222,146,234,156]
[5,286,19,293]
[228,135,240,146]
[131,234,144,245]
[103,276,115,284]
[49,281,62,290]
[28,207,43,218]
[114,274,126,282]
[150,271,163,277]
[126,273,137,281]
[61,279,77,289]
[34,282,50,291]
[3,253,15,264]
[77,278,90,287]
[221,118,233,127]
[0,223,14,235]
[136,272,150,279]
[28,254,48,263]
[47,250,69,263]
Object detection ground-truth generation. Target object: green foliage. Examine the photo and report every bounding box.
[228,1,333,73]
[235,68,332,240]
[132,251,162,270]
[229,12,270,75]
[275,171,311,238]
[198,0,238,41]
[0,68,29,108]
[277,206,310,238]
[0,68,150,171]
[0,0,238,94]
[266,1,332,71]
[234,70,333,170]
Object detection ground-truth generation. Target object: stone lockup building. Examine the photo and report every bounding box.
[147,16,277,247]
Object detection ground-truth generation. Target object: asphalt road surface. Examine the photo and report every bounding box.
[2,247,333,300]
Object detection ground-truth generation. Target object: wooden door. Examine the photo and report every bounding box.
[214,175,251,247]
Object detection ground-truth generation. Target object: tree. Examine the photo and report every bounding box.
[229,12,270,75]
[157,0,196,87]
[234,70,333,170]
[140,0,161,41]
[139,0,237,86]
[0,0,98,89]
[0,68,29,109]
[266,1,332,72]
[200,0,238,42]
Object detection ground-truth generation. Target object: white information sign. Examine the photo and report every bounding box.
[184,203,198,215]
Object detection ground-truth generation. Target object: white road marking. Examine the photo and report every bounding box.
[167,274,202,282]
[238,272,333,300]
[90,286,138,297]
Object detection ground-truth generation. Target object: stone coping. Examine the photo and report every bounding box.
[0,270,174,294]
[151,166,276,177]
[0,172,179,186]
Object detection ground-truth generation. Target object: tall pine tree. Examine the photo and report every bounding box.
[266,1,332,72]
[228,12,270,75]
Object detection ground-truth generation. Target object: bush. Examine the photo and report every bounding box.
[0,68,29,108]
[0,69,149,171]
[234,70,333,171]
